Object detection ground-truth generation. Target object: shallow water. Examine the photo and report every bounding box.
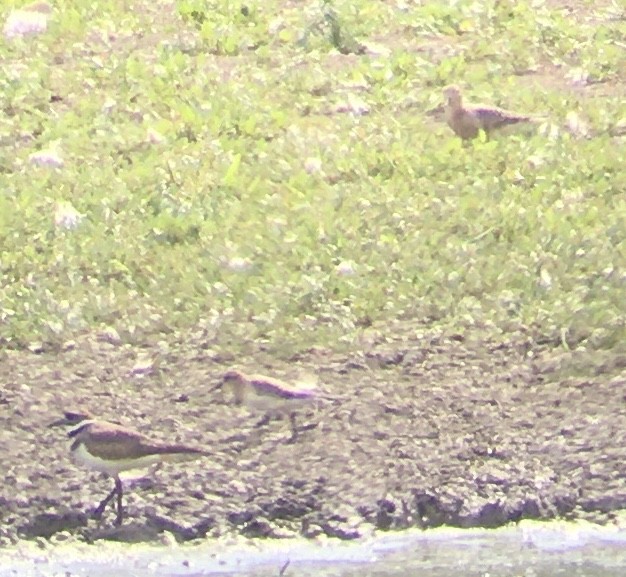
[1,521,626,577]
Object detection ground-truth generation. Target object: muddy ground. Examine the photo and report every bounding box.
[1,322,625,545]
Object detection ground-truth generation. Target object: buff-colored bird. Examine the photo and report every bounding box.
[443,85,536,140]
[220,369,332,442]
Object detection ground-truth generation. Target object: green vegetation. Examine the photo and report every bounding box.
[1,0,624,357]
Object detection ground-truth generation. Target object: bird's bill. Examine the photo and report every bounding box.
[48,410,91,428]
[48,415,74,427]
[208,381,224,394]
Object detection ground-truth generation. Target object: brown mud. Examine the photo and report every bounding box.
[1,322,625,545]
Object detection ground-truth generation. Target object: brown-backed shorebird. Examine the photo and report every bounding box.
[51,411,207,526]
[443,84,537,140]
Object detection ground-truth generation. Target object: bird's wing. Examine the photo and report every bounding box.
[249,375,316,399]
[70,423,146,460]
[471,105,530,130]
[81,424,205,460]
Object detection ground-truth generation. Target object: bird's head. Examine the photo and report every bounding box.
[49,410,93,428]
[221,369,249,404]
[222,369,247,384]
[443,85,463,108]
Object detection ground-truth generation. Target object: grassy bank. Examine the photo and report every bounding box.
[1,0,624,356]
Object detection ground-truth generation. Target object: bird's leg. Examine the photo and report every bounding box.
[287,412,299,444]
[93,479,119,520]
[114,477,124,526]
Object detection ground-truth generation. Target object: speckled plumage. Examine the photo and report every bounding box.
[443,85,534,140]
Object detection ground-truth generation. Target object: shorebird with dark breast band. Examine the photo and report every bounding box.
[220,369,333,442]
[51,410,208,526]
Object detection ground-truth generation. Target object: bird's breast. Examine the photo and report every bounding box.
[70,441,166,475]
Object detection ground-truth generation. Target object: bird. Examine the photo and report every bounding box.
[220,370,331,442]
[442,84,537,140]
[50,410,207,526]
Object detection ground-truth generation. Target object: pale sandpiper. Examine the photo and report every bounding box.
[220,370,331,442]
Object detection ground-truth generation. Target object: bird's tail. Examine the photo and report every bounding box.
[153,445,208,462]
